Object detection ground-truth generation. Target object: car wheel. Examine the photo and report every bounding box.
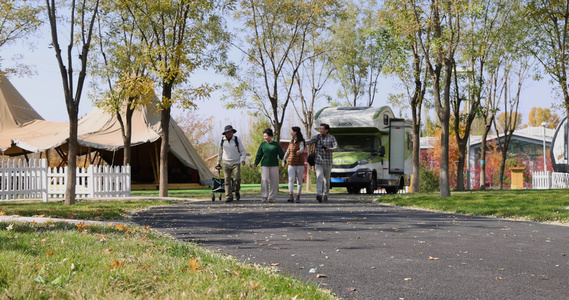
[366,175,377,194]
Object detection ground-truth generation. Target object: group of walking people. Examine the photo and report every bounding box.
[216,124,338,203]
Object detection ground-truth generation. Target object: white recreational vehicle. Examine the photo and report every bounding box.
[314,106,412,194]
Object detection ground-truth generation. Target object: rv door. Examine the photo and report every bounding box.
[389,119,406,173]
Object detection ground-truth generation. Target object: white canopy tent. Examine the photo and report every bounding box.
[0,75,213,185]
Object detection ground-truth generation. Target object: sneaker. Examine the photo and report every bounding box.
[295,194,300,203]
[225,197,233,203]
[316,195,322,202]
[262,197,268,203]
[236,191,241,201]
[323,195,328,202]
[287,194,293,202]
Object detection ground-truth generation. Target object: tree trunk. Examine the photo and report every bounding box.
[498,149,507,189]
[479,127,490,190]
[65,107,78,205]
[411,106,421,193]
[456,145,466,191]
[439,119,451,198]
[438,63,452,199]
[159,84,172,197]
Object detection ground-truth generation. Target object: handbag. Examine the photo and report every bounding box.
[307,152,316,166]
[307,135,319,166]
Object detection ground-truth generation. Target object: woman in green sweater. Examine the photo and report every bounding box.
[253,128,285,203]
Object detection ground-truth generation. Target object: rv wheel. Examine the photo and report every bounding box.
[366,175,377,194]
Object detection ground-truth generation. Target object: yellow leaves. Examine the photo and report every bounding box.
[189,258,201,273]
[76,222,86,232]
[428,256,439,261]
[45,249,54,256]
[110,260,125,269]
[404,277,413,281]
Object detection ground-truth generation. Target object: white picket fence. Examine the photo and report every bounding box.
[532,171,569,189]
[1,158,131,201]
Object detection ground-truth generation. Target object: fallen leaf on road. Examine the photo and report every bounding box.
[347,287,356,292]
[428,256,439,260]
[496,277,506,280]
[317,274,327,278]
[270,263,280,266]
[404,278,412,281]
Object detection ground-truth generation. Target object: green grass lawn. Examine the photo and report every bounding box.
[376,189,569,223]
[0,221,335,299]
[0,200,181,221]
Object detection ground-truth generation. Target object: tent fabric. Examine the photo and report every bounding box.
[0,75,44,129]
[73,103,213,184]
[0,75,67,151]
[0,75,213,184]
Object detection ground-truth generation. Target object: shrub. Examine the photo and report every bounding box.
[420,165,439,192]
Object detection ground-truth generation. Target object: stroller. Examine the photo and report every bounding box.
[211,165,235,201]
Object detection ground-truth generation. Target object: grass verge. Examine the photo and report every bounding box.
[0,200,181,221]
[0,221,336,299]
[376,189,569,223]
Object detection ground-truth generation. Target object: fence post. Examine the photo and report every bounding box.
[87,165,94,198]
[41,158,48,202]
[126,165,131,196]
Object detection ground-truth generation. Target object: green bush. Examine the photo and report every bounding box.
[420,165,439,192]
[240,165,262,184]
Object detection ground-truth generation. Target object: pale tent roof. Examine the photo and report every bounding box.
[72,101,214,183]
[0,75,213,183]
[0,74,44,129]
[0,75,67,152]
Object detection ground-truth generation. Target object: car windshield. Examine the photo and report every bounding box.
[334,135,376,152]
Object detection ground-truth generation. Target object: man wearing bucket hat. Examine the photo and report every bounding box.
[216,125,247,202]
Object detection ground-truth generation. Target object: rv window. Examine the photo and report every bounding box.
[335,135,375,152]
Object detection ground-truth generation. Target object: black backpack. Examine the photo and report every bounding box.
[221,136,241,154]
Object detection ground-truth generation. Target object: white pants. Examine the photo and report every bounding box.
[261,166,279,201]
[315,164,332,196]
[287,165,304,194]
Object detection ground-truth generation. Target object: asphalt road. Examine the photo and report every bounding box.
[132,194,569,300]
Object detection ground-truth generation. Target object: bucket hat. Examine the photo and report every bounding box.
[222,125,237,135]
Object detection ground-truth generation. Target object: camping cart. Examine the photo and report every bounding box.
[314,106,412,194]
[211,165,235,201]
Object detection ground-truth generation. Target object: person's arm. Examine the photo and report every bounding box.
[253,143,264,166]
[282,147,290,167]
[305,134,318,145]
[297,141,305,154]
[216,138,223,166]
[238,137,247,165]
[328,135,339,152]
[278,142,285,160]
